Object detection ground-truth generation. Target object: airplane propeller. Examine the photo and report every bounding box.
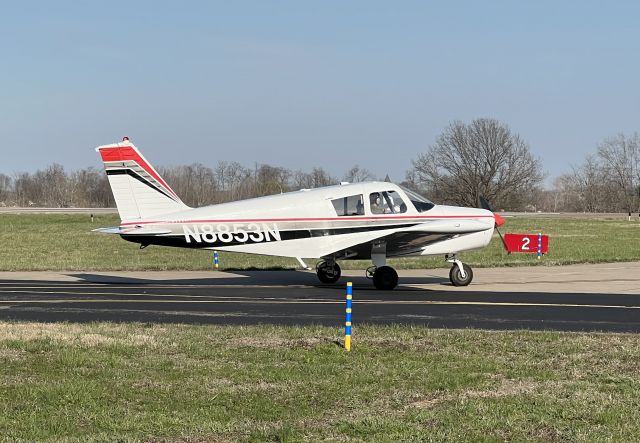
[479,196,508,250]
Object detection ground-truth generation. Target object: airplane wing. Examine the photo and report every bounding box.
[319,219,492,259]
[216,219,491,259]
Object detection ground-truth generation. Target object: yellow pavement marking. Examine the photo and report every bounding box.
[0,289,324,300]
[0,299,340,304]
[0,284,306,289]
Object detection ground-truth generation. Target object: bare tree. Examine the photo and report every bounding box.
[0,174,12,205]
[253,164,291,196]
[291,170,314,189]
[344,165,373,183]
[548,175,573,212]
[596,133,640,212]
[554,133,640,213]
[309,167,335,188]
[13,171,41,206]
[292,167,335,189]
[35,164,70,207]
[409,118,544,209]
[70,167,114,207]
[564,156,610,212]
[160,163,218,207]
[214,161,253,202]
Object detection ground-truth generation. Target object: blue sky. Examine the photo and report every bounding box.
[1,1,639,184]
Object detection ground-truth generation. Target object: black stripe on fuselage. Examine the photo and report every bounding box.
[120,223,422,248]
[106,169,176,202]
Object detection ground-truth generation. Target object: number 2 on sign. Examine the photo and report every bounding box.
[522,237,530,251]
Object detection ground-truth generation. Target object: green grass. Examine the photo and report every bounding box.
[1,213,640,271]
[1,322,639,442]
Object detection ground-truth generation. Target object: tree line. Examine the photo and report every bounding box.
[1,119,638,212]
[541,133,640,213]
[0,160,373,208]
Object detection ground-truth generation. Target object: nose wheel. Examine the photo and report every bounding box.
[449,262,473,286]
[316,261,341,284]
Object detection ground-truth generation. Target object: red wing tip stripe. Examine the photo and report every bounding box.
[120,215,495,226]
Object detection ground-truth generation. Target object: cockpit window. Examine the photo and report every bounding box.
[332,194,365,216]
[400,186,435,212]
[369,191,408,214]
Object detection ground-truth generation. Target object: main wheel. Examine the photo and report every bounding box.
[316,262,341,284]
[372,266,399,290]
[449,263,473,286]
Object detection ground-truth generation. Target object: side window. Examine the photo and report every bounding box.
[332,194,365,216]
[370,191,407,214]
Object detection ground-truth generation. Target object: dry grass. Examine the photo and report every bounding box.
[410,377,542,409]
[0,322,164,348]
[1,322,640,442]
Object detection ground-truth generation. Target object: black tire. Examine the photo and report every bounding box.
[317,262,341,284]
[372,266,399,290]
[449,263,473,286]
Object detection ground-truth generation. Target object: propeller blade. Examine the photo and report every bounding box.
[479,196,493,212]
[495,225,509,252]
[480,196,505,227]
[479,196,508,250]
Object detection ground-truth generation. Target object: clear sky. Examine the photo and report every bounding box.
[1,1,639,184]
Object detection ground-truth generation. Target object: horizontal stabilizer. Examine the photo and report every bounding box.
[92,227,122,234]
[92,226,173,235]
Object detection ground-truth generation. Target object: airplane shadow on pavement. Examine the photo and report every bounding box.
[64,271,451,289]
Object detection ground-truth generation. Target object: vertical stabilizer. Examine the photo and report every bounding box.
[96,138,189,222]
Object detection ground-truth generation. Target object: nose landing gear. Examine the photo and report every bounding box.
[446,255,473,286]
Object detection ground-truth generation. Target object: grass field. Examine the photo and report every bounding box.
[2,216,640,442]
[1,322,639,442]
[1,213,640,271]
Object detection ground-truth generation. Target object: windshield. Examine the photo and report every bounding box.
[400,186,435,212]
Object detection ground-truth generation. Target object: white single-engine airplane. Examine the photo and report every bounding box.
[95,138,505,289]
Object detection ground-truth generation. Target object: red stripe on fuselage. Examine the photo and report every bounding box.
[120,215,495,226]
[98,146,178,199]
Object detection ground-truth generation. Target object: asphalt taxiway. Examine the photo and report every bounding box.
[1,262,639,332]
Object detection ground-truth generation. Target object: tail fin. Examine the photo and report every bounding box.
[96,138,189,222]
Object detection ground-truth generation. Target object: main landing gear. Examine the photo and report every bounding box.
[316,260,341,284]
[316,253,474,289]
[366,241,398,290]
[366,265,399,290]
[447,255,473,286]
[316,258,400,290]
